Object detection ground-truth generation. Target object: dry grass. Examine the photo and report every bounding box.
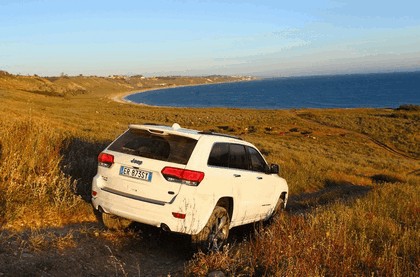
[0,118,93,230]
[296,109,420,159]
[0,72,419,275]
[186,180,420,276]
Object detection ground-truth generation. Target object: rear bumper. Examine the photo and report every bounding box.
[91,175,210,235]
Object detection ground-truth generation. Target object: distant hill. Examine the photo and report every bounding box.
[0,71,248,97]
[0,71,87,96]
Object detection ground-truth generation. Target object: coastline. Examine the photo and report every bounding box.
[110,78,256,106]
[109,72,420,110]
[110,88,152,104]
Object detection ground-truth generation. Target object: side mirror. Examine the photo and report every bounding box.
[268,164,279,174]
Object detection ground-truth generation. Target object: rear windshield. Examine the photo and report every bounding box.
[108,129,197,165]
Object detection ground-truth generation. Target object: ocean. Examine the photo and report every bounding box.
[125,71,420,109]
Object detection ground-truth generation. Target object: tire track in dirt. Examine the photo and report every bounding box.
[367,136,419,161]
[293,111,420,162]
[0,223,190,276]
[407,168,420,176]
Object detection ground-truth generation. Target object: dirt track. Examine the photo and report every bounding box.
[294,111,420,162]
[0,221,267,276]
[0,222,190,276]
[0,182,375,277]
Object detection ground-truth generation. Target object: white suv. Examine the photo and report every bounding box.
[91,123,288,251]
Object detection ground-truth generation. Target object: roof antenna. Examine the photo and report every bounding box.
[172,123,181,130]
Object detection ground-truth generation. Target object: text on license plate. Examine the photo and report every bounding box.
[119,166,152,182]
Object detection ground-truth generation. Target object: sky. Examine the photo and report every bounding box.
[1,0,420,77]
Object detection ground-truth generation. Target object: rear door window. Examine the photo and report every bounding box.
[229,144,248,170]
[247,146,267,172]
[108,129,197,165]
[208,143,248,170]
[208,143,229,167]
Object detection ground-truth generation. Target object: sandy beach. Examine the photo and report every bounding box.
[110,89,149,104]
[110,79,249,106]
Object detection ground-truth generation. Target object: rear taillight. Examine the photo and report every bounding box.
[98,153,114,168]
[172,212,186,219]
[161,167,204,186]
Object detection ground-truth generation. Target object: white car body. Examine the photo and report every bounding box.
[91,123,288,236]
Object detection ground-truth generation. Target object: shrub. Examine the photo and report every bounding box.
[396,104,420,111]
[0,118,91,229]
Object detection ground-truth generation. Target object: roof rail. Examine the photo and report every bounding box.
[198,131,242,140]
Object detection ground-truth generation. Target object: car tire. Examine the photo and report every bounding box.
[101,213,132,231]
[192,206,230,252]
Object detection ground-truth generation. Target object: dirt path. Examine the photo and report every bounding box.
[0,179,377,277]
[293,111,420,162]
[0,222,192,276]
[0,222,275,276]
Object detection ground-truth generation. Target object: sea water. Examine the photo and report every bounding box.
[125,71,420,109]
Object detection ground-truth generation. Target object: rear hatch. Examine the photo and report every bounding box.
[101,127,198,204]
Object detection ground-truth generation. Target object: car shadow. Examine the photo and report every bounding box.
[286,179,371,214]
[60,138,111,202]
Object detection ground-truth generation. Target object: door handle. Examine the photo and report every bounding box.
[234,174,241,178]
[257,177,263,180]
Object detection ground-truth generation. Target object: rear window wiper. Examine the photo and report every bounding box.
[122,147,139,154]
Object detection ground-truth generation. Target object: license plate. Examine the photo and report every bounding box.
[119,166,152,182]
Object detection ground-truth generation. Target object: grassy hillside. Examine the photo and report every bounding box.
[0,72,418,276]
